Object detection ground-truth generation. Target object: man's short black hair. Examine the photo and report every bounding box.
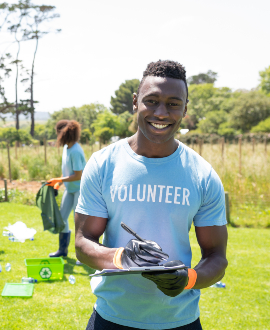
[137,60,188,101]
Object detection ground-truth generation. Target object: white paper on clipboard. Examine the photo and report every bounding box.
[89,265,188,277]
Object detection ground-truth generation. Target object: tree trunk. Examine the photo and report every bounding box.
[30,37,39,137]
[15,37,21,130]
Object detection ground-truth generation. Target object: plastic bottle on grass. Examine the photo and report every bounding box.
[3,231,13,237]
[69,275,76,284]
[0,264,2,273]
[5,263,11,272]
[9,237,24,243]
[211,281,226,288]
[21,277,37,283]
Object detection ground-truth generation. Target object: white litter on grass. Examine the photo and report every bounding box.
[4,221,37,243]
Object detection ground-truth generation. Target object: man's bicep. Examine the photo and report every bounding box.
[195,225,228,258]
[75,212,108,242]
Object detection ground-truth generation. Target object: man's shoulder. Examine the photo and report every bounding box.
[179,142,212,172]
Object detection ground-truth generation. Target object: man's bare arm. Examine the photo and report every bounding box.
[75,212,118,271]
[193,225,228,289]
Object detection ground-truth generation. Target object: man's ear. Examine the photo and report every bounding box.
[133,93,138,113]
[183,103,188,118]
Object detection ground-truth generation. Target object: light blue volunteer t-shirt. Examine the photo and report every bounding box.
[76,138,227,330]
[62,142,86,193]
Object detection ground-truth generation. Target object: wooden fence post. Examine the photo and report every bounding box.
[7,143,12,182]
[225,192,230,224]
[239,137,242,175]
[221,137,225,161]
[44,137,47,165]
[199,139,203,156]
[252,137,255,153]
[4,178,8,201]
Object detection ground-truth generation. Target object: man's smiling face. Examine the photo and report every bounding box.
[134,76,188,145]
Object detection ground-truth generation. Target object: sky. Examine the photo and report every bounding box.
[1,0,270,113]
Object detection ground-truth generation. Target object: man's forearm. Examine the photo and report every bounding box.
[193,253,228,289]
[75,236,117,271]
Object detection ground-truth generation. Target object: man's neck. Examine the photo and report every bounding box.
[127,132,179,158]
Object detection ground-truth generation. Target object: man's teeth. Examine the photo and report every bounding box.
[151,123,169,129]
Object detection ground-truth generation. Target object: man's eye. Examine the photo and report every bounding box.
[146,100,157,104]
[168,103,179,106]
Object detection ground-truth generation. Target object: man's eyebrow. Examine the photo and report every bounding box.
[143,93,183,101]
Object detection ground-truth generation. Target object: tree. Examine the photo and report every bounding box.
[0,0,32,129]
[187,70,218,85]
[92,110,119,146]
[251,117,270,133]
[229,91,270,132]
[34,123,56,142]
[217,122,237,136]
[0,54,14,119]
[94,127,114,147]
[115,111,133,138]
[22,2,61,136]
[259,65,270,97]
[0,1,61,134]
[47,103,106,132]
[183,84,233,129]
[0,127,31,144]
[197,111,228,134]
[110,79,140,114]
[80,128,95,145]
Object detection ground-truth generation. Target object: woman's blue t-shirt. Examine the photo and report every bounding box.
[62,142,86,193]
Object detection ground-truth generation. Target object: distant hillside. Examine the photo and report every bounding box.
[2,111,50,122]
[0,112,51,128]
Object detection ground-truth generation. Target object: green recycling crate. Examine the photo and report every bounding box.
[25,257,64,281]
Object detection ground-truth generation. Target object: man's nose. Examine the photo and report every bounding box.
[154,103,169,118]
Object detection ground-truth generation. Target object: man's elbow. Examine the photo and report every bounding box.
[218,257,228,280]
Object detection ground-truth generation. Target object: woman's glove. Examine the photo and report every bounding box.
[113,239,169,269]
[46,178,62,187]
[142,260,197,297]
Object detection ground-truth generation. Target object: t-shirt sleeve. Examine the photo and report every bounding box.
[75,155,108,218]
[71,150,85,171]
[193,168,227,227]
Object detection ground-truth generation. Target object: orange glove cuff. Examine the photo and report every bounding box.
[46,177,63,186]
[113,247,124,269]
[184,269,197,290]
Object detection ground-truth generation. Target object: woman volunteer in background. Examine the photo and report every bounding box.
[46,120,86,260]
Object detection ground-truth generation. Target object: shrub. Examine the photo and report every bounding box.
[0,188,36,205]
[11,164,20,180]
[251,117,270,133]
[28,158,48,180]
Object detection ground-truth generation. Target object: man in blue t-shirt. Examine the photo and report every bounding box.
[75,60,228,330]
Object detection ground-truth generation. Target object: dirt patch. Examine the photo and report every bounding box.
[1,180,63,194]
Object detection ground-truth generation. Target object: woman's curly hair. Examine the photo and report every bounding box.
[56,120,81,146]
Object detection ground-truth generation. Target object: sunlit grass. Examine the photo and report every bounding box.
[0,203,269,329]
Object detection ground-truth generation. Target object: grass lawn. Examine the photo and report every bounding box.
[0,203,269,330]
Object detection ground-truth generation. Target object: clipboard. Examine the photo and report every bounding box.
[89,265,188,277]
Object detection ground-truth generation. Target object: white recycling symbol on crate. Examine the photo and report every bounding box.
[39,267,52,279]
